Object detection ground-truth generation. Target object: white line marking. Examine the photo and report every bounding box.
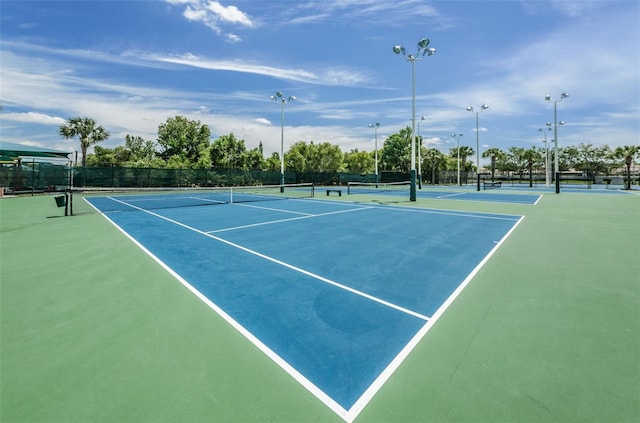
[209,205,375,233]
[91,195,524,422]
[208,215,315,233]
[343,214,526,423]
[87,198,350,419]
[106,196,427,321]
[436,192,466,198]
[375,204,521,221]
[233,202,314,215]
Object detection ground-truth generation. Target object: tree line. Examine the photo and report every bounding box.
[60,115,639,181]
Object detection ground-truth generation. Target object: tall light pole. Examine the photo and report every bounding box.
[451,132,463,186]
[368,122,380,183]
[417,116,426,188]
[393,38,436,201]
[466,104,489,191]
[539,126,552,187]
[271,91,295,191]
[545,92,569,180]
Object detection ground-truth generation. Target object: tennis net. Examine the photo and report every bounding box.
[72,183,315,214]
[346,181,410,195]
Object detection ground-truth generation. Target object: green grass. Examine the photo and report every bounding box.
[1,191,639,422]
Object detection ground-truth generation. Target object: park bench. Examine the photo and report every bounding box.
[483,181,502,189]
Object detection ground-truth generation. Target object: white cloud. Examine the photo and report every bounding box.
[146,52,370,86]
[166,0,254,39]
[280,0,447,27]
[2,112,65,125]
[206,1,253,26]
[225,33,242,43]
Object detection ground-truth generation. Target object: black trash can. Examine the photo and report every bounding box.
[54,195,66,207]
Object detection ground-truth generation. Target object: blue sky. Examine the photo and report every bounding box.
[1,0,639,165]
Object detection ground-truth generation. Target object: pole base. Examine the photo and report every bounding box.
[410,170,417,201]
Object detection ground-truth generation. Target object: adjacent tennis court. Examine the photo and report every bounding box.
[346,182,541,204]
[82,187,522,420]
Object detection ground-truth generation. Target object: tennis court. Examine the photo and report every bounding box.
[81,187,522,420]
[346,182,541,204]
[1,187,638,423]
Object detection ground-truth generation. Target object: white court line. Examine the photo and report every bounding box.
[88,198,350,419]
[94,195,523,422]
[232,202,314,216]
[436,192,467,199]
[106,196,427,321]
[343,214,526,423]
[208,205,375,233]
[374,204,521,221]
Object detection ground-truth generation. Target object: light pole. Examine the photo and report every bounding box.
[271,91,295,191]
[451,132,463,186]
[539,126,552,187]
[466,104,489,191]
[545,119,566,183]
[368,122,380,184]
[417,116,426,188]
[545,92,569,180]
[393,38,436,201]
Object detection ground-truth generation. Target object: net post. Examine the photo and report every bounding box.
[555,172,560,193]
[410,170,416,201]
[477,174,481,191]
[64,190,69,216]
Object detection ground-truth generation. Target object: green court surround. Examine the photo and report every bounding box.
[1,190,638,422]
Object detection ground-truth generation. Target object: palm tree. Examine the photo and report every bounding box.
[450,146,474,184]
[482,147,505,182]
[424,148,445,185]
[59,117,110,169]
[522,148,544,188]
[613,145,640,190]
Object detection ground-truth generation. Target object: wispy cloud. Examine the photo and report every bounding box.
[2,40,371,88]
[142,52,371,86]
[278,0,449,27]
[2,112,66,126]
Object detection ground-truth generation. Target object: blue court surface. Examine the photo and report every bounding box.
[85,195,523,421]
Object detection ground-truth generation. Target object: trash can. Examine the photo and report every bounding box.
[55,195,66,207]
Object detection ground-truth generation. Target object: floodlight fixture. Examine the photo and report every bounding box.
[544,92,570,179]
[393,38,437,200]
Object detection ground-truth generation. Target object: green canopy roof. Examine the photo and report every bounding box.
[0,141,71,160]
